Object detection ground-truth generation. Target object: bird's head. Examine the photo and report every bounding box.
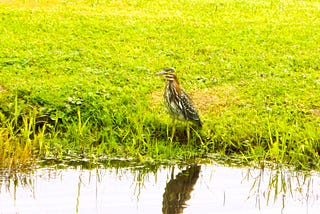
[155,68,178,82]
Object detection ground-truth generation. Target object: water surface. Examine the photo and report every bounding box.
[1,163,319,213]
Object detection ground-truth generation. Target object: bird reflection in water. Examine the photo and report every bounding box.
[162,165,201,214]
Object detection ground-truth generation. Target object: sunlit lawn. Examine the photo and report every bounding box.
[0,0,320,170]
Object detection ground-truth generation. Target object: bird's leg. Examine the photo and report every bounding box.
[171,119,176,142]
[186,122,190,144]
[166,121,169,139]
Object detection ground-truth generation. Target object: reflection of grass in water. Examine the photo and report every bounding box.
[0,0,320,171]
[0,95,45,170]
[2,158,320,214]
[0,169,35,200]
[245,167,318,211]
[1,163,319,213]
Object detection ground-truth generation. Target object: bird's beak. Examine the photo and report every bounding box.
[155,70,166,76]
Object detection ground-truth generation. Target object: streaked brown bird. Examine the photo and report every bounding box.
[156,68,202,142]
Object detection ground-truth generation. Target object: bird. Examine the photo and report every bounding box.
[155,68,202,142]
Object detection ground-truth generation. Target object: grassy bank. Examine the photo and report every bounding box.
[0,0,320,171]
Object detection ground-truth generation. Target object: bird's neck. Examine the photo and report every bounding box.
[168,80,182,94]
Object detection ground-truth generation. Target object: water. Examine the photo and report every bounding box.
[1,162,320,214]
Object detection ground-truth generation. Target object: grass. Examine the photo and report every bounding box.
[0,0,320,171]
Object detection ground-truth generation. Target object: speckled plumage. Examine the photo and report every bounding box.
[157,68,202,127]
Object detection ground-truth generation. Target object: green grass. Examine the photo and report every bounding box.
[0,0,320,171]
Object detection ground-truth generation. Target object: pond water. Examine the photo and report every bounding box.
[1,162,320,214]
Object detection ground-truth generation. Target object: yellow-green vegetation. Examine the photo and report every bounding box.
[0,0,320,170]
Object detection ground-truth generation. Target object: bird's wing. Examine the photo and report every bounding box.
[180,90,202,126]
